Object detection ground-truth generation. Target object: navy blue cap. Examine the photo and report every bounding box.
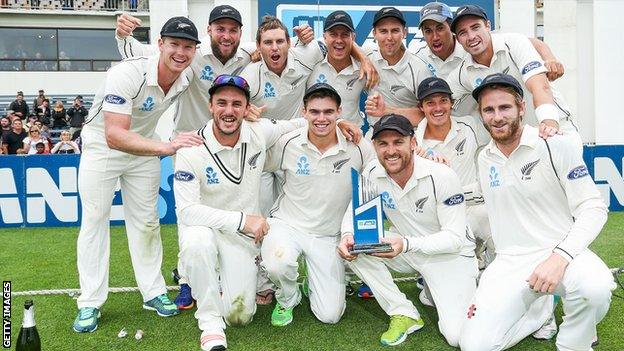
[417,77,453,100]
[451,4,488,33]
[324,11,355,32]
[304,82,342,106]
[471,73,524,101]
[160,16,201,44]
[419,2,453,28]
[372,114,414,139]
[373,7,406,27]
[209,5,243,26]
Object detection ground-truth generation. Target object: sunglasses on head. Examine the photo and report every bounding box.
[213,74,250,90]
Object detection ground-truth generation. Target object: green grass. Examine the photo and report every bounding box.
[2,213,623,351]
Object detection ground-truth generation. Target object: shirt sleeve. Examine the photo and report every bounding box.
[289,40,326,69]
[340,201,355,237]
[502,33,548,82]
[405,166,468,255]
[263,135,286,173]
[550,136,608,261]
[173,150,245,232]
[259,118,307,149]
[116,35,158,58]
[448,66,477,117]
[101,63,139,116]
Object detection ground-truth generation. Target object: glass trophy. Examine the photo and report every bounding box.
[348,168,393,254]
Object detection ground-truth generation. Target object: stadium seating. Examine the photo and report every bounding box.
[0,94,94,116]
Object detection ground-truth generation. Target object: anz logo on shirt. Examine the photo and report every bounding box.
[316,74,328,84]
[381,191,396,210]
[139,96,155,112]
[427,63,437,76]
[296,155,310,176]
[205,166,220,184]
[264,82,276,98]
[200,65,215,81]
[489,166,501,188]
[474,77,483,88]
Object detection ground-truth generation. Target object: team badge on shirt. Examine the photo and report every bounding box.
[296,155,310,176]
[332,158,350,173]
[381,191,396,209]
[201,65,215,81]
[567,165,589,180]
[390,85,406,95]
[346,77,358,90]
[474,78,483,88]
[140,96,155,112]
[415,196,429,213]
[248,151,261,170]
[520,159,540,180]
[316,74,328,84]
[264,82,276,98]
[206,166,220,184]
[455,138,467,156]
[489,166,501,188]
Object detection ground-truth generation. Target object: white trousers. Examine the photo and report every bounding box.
[261,218,345,324]
[76,144,166,308]
[348,232,478,347]
[460,249,615,351]
[178,224,259,331]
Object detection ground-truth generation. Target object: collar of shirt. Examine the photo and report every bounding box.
[416,117,463,146]
[260,50,299,78]
[464,33,507,68]
[293,125,348,157]
[371,47,410,73]
[319,55,360,76]
[145,54,192,97]
[198,36,248,64]
[483,124,539,160]
[421,40,466,64]
[202,119,252,153]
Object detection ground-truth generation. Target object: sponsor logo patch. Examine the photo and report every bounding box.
[489,166,501,187]
[104,94,126,105]
[444,194,465,206]
[522,61,542,75]
[296,155,311,175]
[521,159,540,180]
[381,191,396,209]
[357,219,377,230]
[567,165,589,180]
[174,171,195,182]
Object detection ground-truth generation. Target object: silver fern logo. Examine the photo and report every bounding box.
[390,85,405,95]
[332,158,351,173]
[415,196,429,213]
[248,151,261,169]
[521,159,540,180]
[455,138,467,155]
[346,77,358,90]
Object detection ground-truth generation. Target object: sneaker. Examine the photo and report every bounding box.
[143,294,180,317]
[532,313,557,340]
[415,277,424,290]
[380,315,424,346]
[357,284,374,299]
[345,282,356,296]
[174,283,195,310]
[72,307,100,333]
[591,334,599,347]
[271,302,294,327]
[171,268,181,285]
[418,289,435,308]
[200,329,227,351]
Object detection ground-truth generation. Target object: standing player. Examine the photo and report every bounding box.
[460,74,614,351]
[260,83,374,327]
[73,17,204,333]
[338,114,478,347]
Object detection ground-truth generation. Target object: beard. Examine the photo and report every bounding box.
[485,115,522,145]
[211,39,239,63]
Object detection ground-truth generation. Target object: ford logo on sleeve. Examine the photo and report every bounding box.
[521,61,542,75]
[104,94,127,105]
[444,194,465,206]
[567,165,589,180]
[174,171,195,182]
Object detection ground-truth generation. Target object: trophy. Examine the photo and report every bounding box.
[348,168,393,254]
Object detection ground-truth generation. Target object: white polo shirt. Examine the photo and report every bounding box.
[116,35,256,134]
[265,126,376,237]
[82,54,192,146]
[416,115,490,205]
[241,42,325,120]
[173,118,306,232]
[364,47,433,126]
[478,125,607,259]
[342,155,475,256]
[447,33,576,130]
[408,39,467,79]
[306,57,366,126]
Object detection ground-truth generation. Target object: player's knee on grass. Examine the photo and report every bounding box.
[312,304,344,324]
[573,276,614,311]
[224,294,255,326]
[261,246,299,281]
[460,330,497,351]
[438,321,461,348]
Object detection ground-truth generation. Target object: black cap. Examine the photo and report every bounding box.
[471,73,524,101]
[419,2,453,28]
[417,77,453,100]
[372,114,414,139]
[38,89,44,93]
[373,7,406,27]
[324,11,355,32]
[208,74,250,100]
[17,91,23,96]
[451,5,488,33]
[303,82,342,106]
[160,16,201,44]
[209,5,243,27]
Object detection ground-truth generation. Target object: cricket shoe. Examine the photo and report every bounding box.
[143,294,180,317]
[357,284,374,298]
[532,313,557,340]
[345,282,356,296]
[419,289,435,308]
[174,283,195,310]
[592,334,599,347]
[171,267,181,285]
[72,307,100,333]
[200,329,227,351]
[416,277,424,290]
[271,302,294,327]
[380,315,424,346]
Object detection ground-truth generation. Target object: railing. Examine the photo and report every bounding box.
[0,0,148,12]
[0,59,116,71]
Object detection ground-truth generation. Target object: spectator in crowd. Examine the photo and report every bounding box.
[51,130,80,154]
[33,89,47,110]
[22,125,49,154]
[35,142,49,154]
[24,115,38,131]
[32,119,51,140]
[59,51,71,71]
[52,101,68,129]
[8,91,29,120]
[67,96,88,135]
[1,118,28,154]
[1,116,11,138]
[36,99,52,126]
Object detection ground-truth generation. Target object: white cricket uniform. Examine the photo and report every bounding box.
[415,116,491,245]
[447,33,579,136]
[341,156,478,347]
[460,126,614,351]
[116,35,256,134]
[364,47,434,130]
[260,127,375,323]
[306,57,367,126]
[173,118,305,332]
[408,39,467,79]
[77,54,192,309]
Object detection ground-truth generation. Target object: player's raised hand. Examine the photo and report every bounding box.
[337,119,362,143]
[371,237,403,258]
[538,119,561,139]
[293,24,314,45]
[365,92,385,117]
[526,252,569,293]
[243,214,270,244]
[116,13,142,38]
[166,131,204,155]
[359,57,379,90]
[544,59,564,81]
[250,49,262,63]
[337,234,358,261]
[246,104,266,121]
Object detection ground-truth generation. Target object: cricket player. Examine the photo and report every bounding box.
[338,114,478,347]
[260,83,375,327]
[73,17,204,333]
[459,73,614,351]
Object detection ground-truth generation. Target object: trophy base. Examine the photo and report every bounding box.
[349,243,393,254]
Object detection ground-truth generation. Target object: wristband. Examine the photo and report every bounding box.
[535,103,558,124]
[402,237,410,253]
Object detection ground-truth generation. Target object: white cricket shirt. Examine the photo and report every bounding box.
[408,39,467,79]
